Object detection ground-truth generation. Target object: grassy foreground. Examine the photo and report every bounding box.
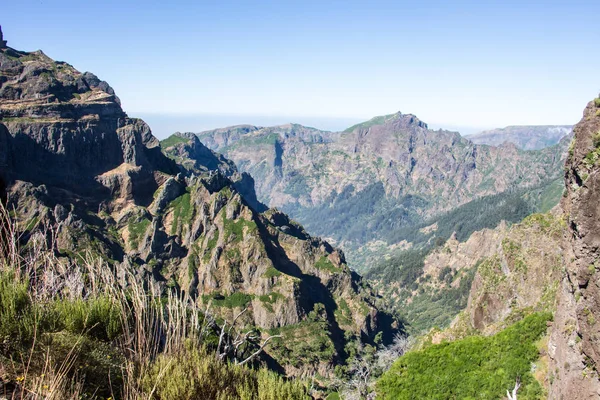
[0,204,309,399]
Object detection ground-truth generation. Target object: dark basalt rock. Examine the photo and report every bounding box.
[149,177,185,215]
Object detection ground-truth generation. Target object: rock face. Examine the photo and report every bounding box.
[549,97,600,398]
[160,132,266,212]
[0,43,395,376]
[467,125,573,150]
[195,113,568,269]
[432,213,564,340]
[0,45,178,206]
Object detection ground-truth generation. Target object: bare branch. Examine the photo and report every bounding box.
[236,334,282,366]
[216,320,227,360]
[232,307,248,325]
[217,307,249,361]
[507,376,521,400]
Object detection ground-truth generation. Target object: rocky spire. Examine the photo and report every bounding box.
[0,26,6,49]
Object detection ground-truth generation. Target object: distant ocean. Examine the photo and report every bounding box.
[134,112,486,140]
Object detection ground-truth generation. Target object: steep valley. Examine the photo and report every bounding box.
[189,102,600,398]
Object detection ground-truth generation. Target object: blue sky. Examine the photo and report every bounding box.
[3,0,600,136]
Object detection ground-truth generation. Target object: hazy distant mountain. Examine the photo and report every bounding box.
[467,125,572,150]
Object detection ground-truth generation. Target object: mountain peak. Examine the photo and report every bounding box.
[388,112,427,129]
[344,111,427,133]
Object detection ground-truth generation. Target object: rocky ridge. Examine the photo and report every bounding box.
[428,212,564,341]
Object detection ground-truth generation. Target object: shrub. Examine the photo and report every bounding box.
[141,344,309,400]
[204,292,254,309]
[128,217,150,247]
[160,134,190,148]
[170,192,193,234]
[51,295,122,341]
[263,266,282,278]
[377,312,551,400]
[315,256,338,273]
[593,131,600,148]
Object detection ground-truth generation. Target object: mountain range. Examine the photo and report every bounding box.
[187,113,569,270]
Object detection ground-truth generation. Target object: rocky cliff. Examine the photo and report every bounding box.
[425,212,564,340]
[0,43,396,377]
[548,97,600,398]
[194,113,568,270]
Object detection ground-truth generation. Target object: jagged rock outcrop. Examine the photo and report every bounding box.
[0,45,179,208]
[426,213,564,341]
[0,42,397,377]
[161,132,266,212]
[549,97,600,398]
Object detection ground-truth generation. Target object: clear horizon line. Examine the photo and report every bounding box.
[130,110,573,131]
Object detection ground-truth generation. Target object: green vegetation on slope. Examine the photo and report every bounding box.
[366,248,429,289]
[343,114,395,133]
[288,179,561,273]
[368,208,565,335]
[284,182,424,246]
[315,255,339,273]
[268,304,337,368]
[398,266,478,333]
[142,344,309,400]
[160,134,191,148]
[202,292,254,309]
[366,254,478,334]
[384,185,539,246]
[377,312,551,399]
[169,191,193,234]
[127,217,151,248]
